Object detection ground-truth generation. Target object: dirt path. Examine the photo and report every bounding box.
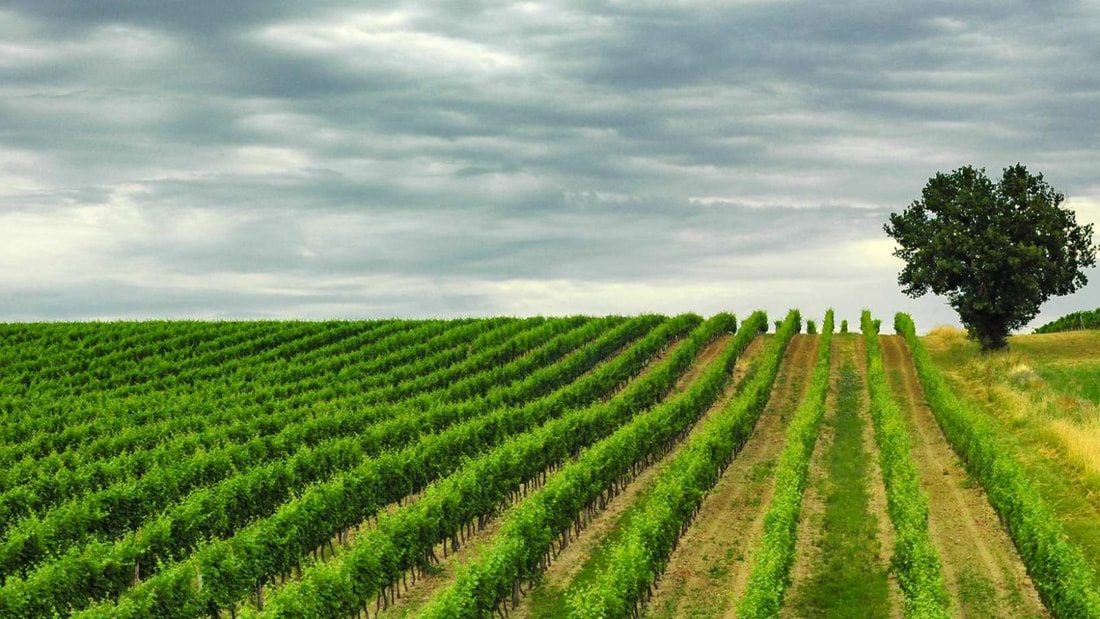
[374,505,510,618]
[373,334,737,617]
[642,334,819,619]
[856,336,905,618]
[880,335,1049,619]
[782,335,902,618]
[675,334,735,391]
[511,336,765,618]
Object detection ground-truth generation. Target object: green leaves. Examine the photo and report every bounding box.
[571,311,795,618]
[885,164,1097,350]
[420,312,761,619]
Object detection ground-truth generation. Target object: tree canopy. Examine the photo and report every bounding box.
[885,164,1097,350]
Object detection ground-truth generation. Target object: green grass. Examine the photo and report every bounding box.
[1010,330,1100,404]
[787,353,891,618]
[955,567,998,617]
[1036,363,1100,404]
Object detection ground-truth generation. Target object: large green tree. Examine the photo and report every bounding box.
[885,164,1096,350]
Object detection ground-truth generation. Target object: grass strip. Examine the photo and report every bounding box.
[787,344,891,617]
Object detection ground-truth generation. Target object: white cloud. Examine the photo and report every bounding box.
[229,146,313,176]
[256,10,526,77]
[1067,195,1100,228]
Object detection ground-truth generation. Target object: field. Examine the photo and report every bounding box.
[0,313,1098,618]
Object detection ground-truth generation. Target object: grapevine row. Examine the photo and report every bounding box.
[420,312,761,618]
[0,316,585,540]
[0,315,661,616]
[0,319,473,470]
[0,318,607,577]
[0,317,539,495]
[54,315,694,618]
[896,313,1100,618]
[258,313,751,617]
[732,310,833,619]
[860,312,949,617]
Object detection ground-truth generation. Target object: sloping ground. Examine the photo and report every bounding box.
[922,328,1100,596]
[783,335,901,618]
[511,336,767,618]
[0,316,685,618]
[373,336,725,619]
[1007,329,1100,406]
[644,334,819,618]
[881,335,1048,618]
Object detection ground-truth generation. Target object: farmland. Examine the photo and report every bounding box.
[0,313,1098,618]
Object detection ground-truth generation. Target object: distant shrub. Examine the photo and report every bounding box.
[840,320,848,334]
[806,319,817,334]
[1034,308,1100,333]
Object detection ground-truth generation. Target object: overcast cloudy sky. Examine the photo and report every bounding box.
[2,1,1098,329]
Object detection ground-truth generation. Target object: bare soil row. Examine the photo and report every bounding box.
[880,335,1047,619]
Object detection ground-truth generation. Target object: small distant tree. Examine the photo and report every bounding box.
[885,164,1097,351]
[806,320,817,334]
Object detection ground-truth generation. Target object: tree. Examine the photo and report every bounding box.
[885,164,1097,351]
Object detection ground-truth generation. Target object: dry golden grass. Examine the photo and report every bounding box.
[926,325,965,339]
[955,347,1100,482]
[1047,416,1100,480]
[1011,330,1100,359]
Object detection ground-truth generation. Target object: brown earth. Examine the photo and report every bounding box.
[644,334,819,619]
[510,336,767,618]
[880,335,1049,618]
[375,334,737,617]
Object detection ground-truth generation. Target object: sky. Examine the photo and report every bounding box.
[2,1,1099,331]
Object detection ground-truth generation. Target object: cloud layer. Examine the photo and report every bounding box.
[2,1,1098,328]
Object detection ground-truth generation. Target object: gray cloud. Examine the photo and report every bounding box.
[2,1,1098,328]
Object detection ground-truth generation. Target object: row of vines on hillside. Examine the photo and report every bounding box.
[259,313,751,618]
[569,310,800,618]
[60,316,702,618]
[734,310,833,618]
[0,316,670,617]
[897,313,1100,618]
[0,318,611,582]
[0,317,608,534]
[419,313,763,619]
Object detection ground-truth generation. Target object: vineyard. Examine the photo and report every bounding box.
[0,312,1098,618]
